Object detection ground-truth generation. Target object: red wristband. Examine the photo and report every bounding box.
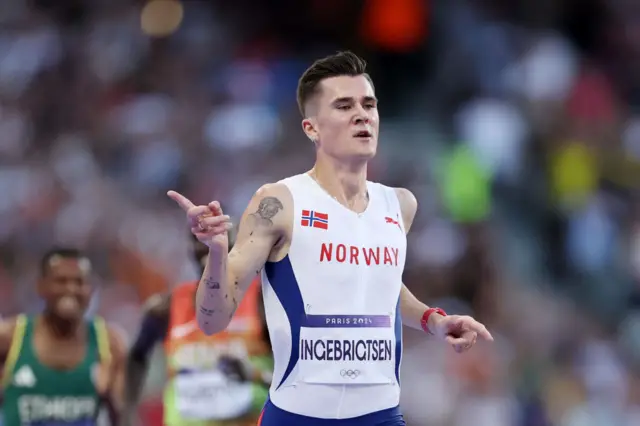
[421,307,447,335]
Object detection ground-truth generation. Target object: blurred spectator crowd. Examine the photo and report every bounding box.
[2,0,640,425]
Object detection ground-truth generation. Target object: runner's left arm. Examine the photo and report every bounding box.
[394,188,446,331]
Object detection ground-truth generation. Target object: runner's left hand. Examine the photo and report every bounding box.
[432,315,493,353]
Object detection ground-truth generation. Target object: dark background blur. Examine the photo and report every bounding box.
[2,0,640,424]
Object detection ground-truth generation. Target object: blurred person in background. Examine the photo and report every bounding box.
[167,51,492,426]
[6,0,640,424]
[123,232,272,426]
[0,247,125,425]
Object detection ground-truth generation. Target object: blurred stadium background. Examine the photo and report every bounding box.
[1,0,640,424]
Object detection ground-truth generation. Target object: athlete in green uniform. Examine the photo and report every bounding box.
[123,233,272,426]
[0,247,126,426]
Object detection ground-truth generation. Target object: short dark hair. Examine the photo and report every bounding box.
[40,247,86,276]
[296,51,372,116]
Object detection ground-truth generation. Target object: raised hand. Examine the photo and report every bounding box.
[167,191,232,252]
[432,315,493,353]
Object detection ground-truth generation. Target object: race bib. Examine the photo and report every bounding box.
[175,370,254,420]
[297,314,397,385]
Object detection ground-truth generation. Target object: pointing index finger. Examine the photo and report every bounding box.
[167,190,195,212]
[470,321,493,341]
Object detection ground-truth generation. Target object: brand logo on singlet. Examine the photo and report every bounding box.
[319,243,399,266]
[384,216,402,231]
[13,365,36,387]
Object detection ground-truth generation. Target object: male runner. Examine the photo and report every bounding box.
[123,233,272,426]
[0,247,126,425]
[167,51,493,425]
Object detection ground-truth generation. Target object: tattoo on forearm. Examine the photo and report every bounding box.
[249,197,283,227]
[199,306,215,316]
[203,278,220,289]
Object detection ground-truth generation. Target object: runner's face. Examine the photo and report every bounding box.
[309,75,379,160]
[38,257,92,320]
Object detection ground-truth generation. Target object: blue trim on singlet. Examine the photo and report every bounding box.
[264,255,305,390]
[394,297,402,383]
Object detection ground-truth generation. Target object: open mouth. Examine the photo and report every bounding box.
[353,130,372,138]
[55,295,82,318]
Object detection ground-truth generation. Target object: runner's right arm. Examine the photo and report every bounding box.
[122,294,170,426]
[0,318,17,384]
[193,183,290,335]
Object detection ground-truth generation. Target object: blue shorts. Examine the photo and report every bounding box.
[258,399,406,426]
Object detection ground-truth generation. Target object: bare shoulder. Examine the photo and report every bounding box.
[0,316,18,337]
[232,182,293,265]
[0,317,18,356]
[241,182,292,233]
[393,187,418,232]
[141,293,171,319]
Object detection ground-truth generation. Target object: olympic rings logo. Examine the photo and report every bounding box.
[340,369,360,379]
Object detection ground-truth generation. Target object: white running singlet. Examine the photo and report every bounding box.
[261,173,407,419]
